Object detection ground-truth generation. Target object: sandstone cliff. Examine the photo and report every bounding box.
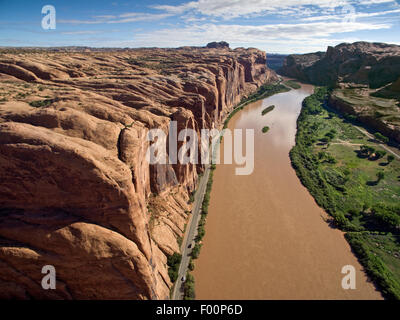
[280,42,400,88]
[279,42,400,144]
[0,46,276,299]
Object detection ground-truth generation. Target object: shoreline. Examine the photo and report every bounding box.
[192,81,381,300]
[290,87,398,299]
[179,81,292,300]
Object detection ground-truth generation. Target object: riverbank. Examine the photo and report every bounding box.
[181,82,292,300]
[192,82,381,299]
[290,87,400,299]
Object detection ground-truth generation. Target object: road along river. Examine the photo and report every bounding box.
[192,83,383,299]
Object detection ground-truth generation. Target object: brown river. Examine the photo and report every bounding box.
[193,83,383,299]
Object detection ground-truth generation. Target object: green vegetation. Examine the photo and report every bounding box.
[192,164,216,255]
[262,105,275,116]
[184,82,290,300]
[358,145,387,161]
[177,236,183,247]
[183,273,195,300]
[188,259,195,271]
[191,243,202,259]
[29,99,53,108]
[284,80,301,89]
[167,253,182,283]
[374,132,390,144]
[247,83,290,101]
[188,191,195,204]
[346,232,400,300]
[332,87,400,136]
[223,83,290,129]
[262,126,270,133]
[388,155,395,163]
[376,171,385,185]
[290,87,400,299]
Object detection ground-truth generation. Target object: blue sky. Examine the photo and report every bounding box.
[0,0,400,53]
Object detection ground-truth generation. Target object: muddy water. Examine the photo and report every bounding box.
[193,84,382,300]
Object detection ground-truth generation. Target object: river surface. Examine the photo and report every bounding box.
[193,83,382,299]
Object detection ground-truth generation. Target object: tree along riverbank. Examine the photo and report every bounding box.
[290,87,400,299]
[181,82,291,300]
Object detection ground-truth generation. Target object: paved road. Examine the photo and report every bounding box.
[171,164,210,300]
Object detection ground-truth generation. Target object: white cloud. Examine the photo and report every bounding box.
[129,20,390,53]
[135,21,390,42]
[358,0,395,4]
[59,12,172,24]
[107,13,173,23]
[152,0,352,19]
[302,7,400,21]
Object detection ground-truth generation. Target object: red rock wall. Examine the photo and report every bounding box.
[0,47,276,299]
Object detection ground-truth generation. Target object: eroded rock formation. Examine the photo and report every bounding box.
[279,42,400,88]
[279,42,400,144]
[0,46,276,299]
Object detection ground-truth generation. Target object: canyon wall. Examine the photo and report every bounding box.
[279,42,400,88]
[280,42,400,144]
[0,46,276,299]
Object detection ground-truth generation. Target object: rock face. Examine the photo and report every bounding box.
[279,42,400,88]
[280,42,400,143]
[0,46,276,299]
[329,89,400,143]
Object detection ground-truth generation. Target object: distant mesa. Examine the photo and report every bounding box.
[206,41,230,49]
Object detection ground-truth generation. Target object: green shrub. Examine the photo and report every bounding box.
[262,105,275,115]
[191,243,202,259]
[374,132,389,144]
[167,253,182,283]
[284,80,301,89]
[290,86,400,300]
[345,232,400,300]
[262,126,270,133]
[376,171,385,183]
[189,192,195,204]
[371,204,400,229]
[374,150,387,160]
[29,99,53,108]
[183,273,195,300]
[359,145,375,158]
[188,259,195,271]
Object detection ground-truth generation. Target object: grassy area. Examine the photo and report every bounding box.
[290,87,400,299]
[332,87,400,130]
[284,80,301,89]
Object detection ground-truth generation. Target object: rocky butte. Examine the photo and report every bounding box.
[0,43,276,299]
